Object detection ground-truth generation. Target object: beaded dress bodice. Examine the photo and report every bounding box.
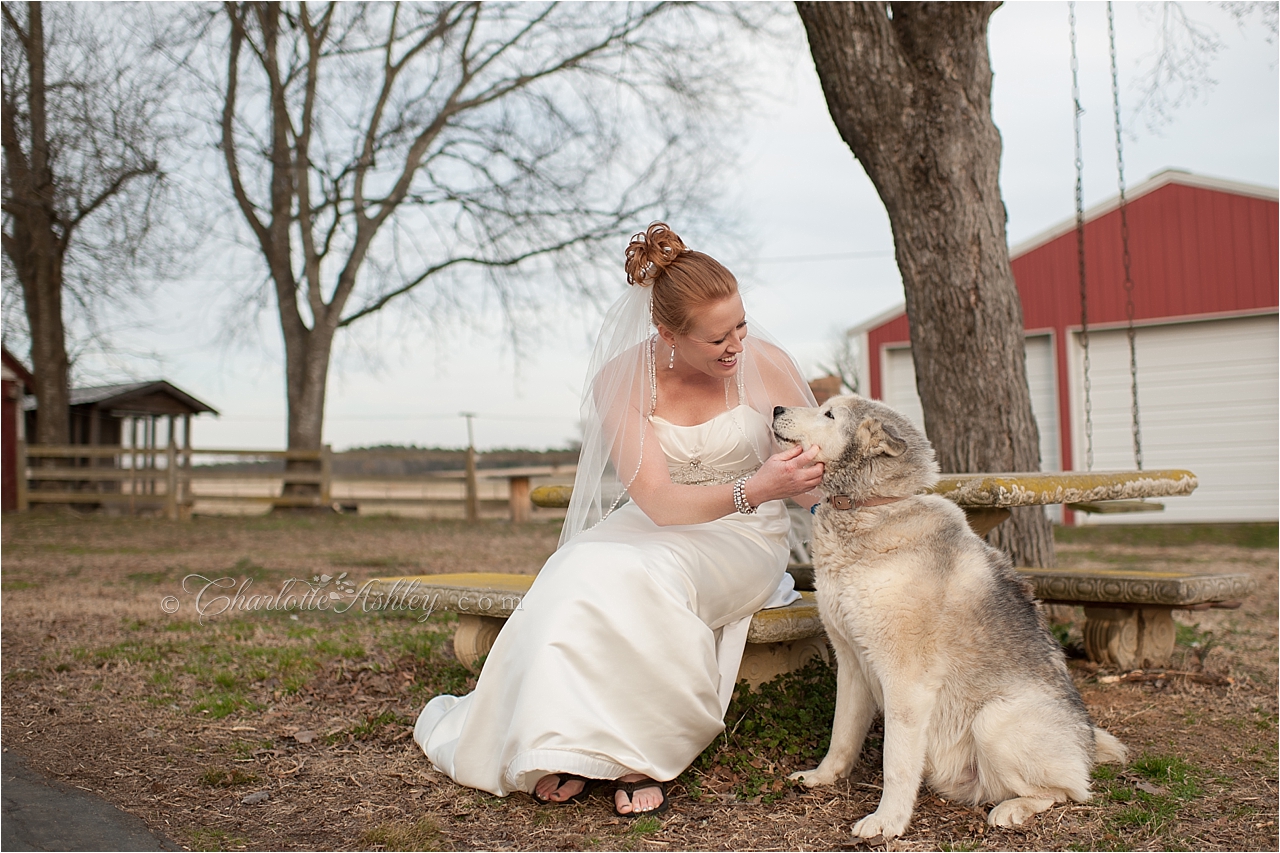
[648,405,768,487]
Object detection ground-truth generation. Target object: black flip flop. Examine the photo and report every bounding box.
[533,773,596,805]
[613,777,669,817]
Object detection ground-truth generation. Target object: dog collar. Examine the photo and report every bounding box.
[826,494,909,511]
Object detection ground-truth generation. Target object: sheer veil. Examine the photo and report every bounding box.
[560,283,818,548]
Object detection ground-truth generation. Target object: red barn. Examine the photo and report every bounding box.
[851,170,1278,524]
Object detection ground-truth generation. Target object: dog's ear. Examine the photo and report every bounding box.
[858,417,907,458]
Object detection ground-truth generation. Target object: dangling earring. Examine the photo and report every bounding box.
[668,346,676,369]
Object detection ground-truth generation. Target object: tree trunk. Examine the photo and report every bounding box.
[278,320,335,505]
[797,1,1054,567]
[3,3,70,447]
[221,3,335,509]
[18,238,70,447]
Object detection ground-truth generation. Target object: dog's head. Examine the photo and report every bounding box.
[773,394,939,500]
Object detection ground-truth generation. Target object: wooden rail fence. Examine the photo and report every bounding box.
[14,442,573,522]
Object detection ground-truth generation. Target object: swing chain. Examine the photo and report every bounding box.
[1069,1,1094,471]
[1108,2,1144,471]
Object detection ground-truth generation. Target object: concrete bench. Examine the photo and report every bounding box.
[367,572,829,687]
[1018,566,1256,670]
[786,563,1255,670]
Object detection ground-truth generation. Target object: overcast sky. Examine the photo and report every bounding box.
[95,1,1280,451]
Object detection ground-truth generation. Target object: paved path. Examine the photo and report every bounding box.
[2,751,180,852]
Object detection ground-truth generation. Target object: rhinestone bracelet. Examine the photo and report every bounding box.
[732,475,757,515]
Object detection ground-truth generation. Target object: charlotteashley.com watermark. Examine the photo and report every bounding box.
[159,573,520,624]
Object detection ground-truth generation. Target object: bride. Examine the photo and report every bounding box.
[413,222,824,816]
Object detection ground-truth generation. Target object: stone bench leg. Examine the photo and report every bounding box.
[1082,606,1176,670]
[737,637,830,688]
[453,614,506,672]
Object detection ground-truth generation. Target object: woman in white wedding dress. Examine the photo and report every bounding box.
[414,223,823,816]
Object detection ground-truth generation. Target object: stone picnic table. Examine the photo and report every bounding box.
[528,468,1202,535]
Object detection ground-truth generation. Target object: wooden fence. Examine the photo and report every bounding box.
[14,442,574,522]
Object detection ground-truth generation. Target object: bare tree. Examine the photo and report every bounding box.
[796,2,1054,567]
[1130,1,1278,133]
[816,326,861,396]
[2,1,179,444]
[208,1,768,497]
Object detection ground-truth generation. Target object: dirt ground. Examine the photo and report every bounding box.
[2,511,1276,852]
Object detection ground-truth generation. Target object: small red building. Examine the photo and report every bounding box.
[851,170,1278,524]
[2,347,35,511]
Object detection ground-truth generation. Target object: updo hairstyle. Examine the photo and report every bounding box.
[624,222,738,337]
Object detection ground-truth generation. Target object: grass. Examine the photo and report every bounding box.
[627,815,663,836]
[1048,621,1086,657]
[34,543,176,556]
[1172,617,1213,650]
[1092,754,1205,840]
[193,690,255,719]
[340,709,409,743]
[1,579,39,590]
[1054,522,1277,549]
[231,739,273,760]
[200,766,258,787]
[1130,755,1203,800]
[87,639,176,665]
[54,596,473,724]
[3,668,42,682]
[327,553,422,569]
[187,827,249,851]
[127,569,177,585]
[358,817,443,852]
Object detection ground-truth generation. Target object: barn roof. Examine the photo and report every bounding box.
[1007,169,1279,260]
[849,169,1280,336]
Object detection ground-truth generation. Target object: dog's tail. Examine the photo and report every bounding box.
[1093,727,1128,765]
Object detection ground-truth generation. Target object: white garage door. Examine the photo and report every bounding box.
[882,346,925,430]
[1070,313,1279,523]
[881,335,1061,471]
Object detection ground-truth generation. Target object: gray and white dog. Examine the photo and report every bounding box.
[773,394,1126,839]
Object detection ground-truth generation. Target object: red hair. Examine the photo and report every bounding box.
[624,222,737,336]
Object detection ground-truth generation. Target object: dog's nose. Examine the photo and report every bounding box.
[773,406,786,418]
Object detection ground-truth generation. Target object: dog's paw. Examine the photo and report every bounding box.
[987,796,1056,827]
[787,768,834,787]
[851,811,907,839]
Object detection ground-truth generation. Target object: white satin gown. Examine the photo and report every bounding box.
[413,404,797,796]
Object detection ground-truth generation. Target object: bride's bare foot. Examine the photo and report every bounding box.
[533,773,588,803]
[614,773,668,815]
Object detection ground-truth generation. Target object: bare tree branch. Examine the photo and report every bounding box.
[220,3,270,250]
[1130,2,1225,133]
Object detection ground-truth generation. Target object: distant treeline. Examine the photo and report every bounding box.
[195,446,580,475]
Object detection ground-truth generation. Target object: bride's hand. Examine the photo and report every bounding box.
[747,445,824,505]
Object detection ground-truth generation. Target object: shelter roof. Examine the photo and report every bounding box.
[25,380,219,416]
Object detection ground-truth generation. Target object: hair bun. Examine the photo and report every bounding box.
[624,222,687,286]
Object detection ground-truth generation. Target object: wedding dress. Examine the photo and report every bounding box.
[412,402,796,796]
